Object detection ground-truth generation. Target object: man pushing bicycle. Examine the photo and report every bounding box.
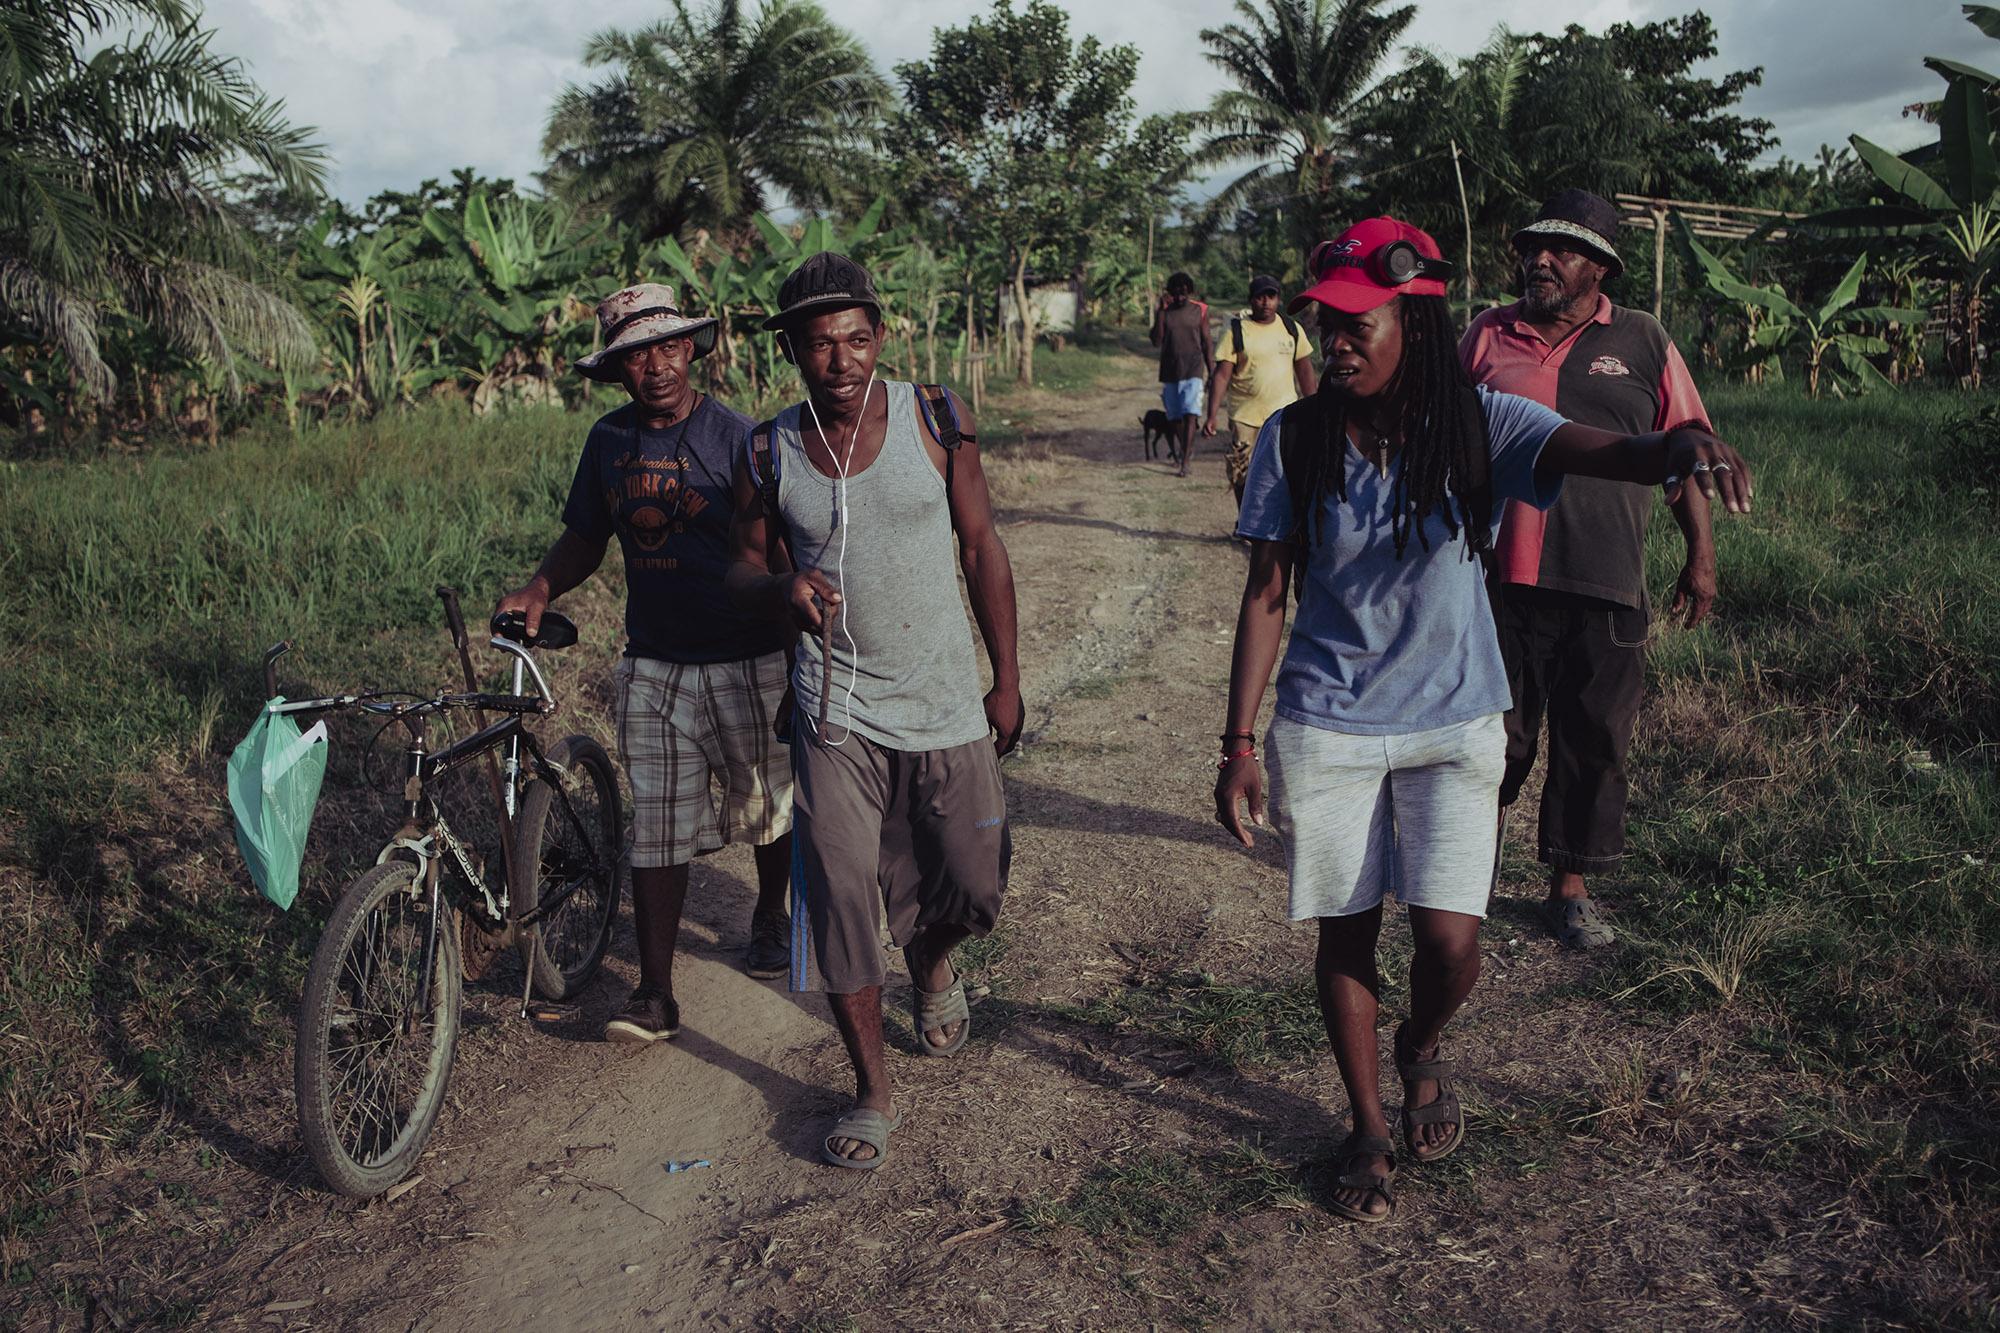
[496,282,795,1044]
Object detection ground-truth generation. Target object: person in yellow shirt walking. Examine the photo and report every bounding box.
[1203,273,1318,504]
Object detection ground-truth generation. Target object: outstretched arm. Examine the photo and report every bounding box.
[931,392,1023,755]
[1215,539,1292,848]
[1536,423,1753,514]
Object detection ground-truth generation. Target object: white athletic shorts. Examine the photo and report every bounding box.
[1265,712,1506,920]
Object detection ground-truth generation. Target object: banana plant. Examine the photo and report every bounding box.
[1805,56,2000,385]
[420,191,613,412]
[1685,236,1926,397]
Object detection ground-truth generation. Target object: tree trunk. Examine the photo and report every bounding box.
[1947,277,1983,387]
[1013,250,1036,386]
[1449,140,1474,304]
[1967,280,1984,390]
[1806,341,1823,399]
[385,304,403,405]
[925,291,940,385]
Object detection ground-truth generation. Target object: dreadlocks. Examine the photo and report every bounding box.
[1282,294,1493,597]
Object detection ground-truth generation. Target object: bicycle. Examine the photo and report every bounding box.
[268,585,624,1197]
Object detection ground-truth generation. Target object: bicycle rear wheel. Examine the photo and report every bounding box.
[514,734,623,1001]
[295,861,461,1197]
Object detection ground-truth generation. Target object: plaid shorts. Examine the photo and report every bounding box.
[614,651,794,868]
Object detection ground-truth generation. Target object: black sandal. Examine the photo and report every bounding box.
[1395,1022,1465,1164]
[1328,1133,1398,1223]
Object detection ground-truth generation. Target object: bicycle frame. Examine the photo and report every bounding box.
[265,615,608,1016]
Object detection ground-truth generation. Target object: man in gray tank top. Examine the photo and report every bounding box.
[727,253,1023,1170]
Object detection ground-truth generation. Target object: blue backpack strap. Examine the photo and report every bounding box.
[749,419,789,557]
[915,384,973,502]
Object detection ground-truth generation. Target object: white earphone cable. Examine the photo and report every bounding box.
[801,372,875,745]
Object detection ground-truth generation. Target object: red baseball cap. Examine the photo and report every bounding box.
[1290,216,1449,315]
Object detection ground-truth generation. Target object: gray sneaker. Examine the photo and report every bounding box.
[744,911,791,980]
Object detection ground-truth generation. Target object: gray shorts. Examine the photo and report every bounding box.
[1266,712,1505,920]
[788,730,1010,994]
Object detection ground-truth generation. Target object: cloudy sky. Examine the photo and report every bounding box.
[201,0,1969,205]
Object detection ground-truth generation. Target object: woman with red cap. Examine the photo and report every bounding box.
[1213,217,1750,1223]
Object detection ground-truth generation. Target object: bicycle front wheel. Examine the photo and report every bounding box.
[514,734,623,1001]
[295,860,461,1197]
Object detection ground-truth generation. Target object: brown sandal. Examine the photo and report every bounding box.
[1328,1133,1398,1223]
[1395,1022,1465,1164]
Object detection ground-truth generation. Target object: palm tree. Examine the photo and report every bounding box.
[0,0,326,411]
[1189,0,1416,253]
[542,0,890,242]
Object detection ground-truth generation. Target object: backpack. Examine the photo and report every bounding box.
[1276,384,1493,580]
[749,384,974,741]
[1230,313,1304,360]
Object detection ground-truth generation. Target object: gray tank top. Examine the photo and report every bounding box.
[774,380,989,751]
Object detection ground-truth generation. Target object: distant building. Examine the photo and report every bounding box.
[998,275,1081,338]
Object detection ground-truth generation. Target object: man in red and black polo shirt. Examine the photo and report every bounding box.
[1460,189,1719,949]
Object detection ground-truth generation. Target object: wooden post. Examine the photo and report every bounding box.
[1449,139,1474,305]
[1145,213,1156,313]
[1651,205,1668,321]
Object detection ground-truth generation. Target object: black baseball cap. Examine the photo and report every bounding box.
[1249,274,1282,298]
[762,251,882,331]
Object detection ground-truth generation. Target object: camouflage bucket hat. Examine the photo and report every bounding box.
[574,282,719,381]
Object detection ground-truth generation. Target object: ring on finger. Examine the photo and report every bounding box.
[1711,462,1733,473]
[1692,460,1713,473]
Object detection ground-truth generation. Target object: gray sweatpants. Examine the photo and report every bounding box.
[788,730,1009,994]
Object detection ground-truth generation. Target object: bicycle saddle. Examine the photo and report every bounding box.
[491,609,579,650]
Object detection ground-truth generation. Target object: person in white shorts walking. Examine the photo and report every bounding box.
[1215,217,1752,1224]
[497,282,797,1046]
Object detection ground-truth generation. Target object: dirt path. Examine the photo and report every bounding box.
[171,356,1944,1330]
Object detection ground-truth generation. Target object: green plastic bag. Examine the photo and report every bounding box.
[227,700,329,910]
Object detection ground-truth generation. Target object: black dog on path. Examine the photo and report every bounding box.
[1140,408,1177,462]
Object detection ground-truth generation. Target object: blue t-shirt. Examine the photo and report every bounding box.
[1235,385,1567,735]
[561,398,790,665]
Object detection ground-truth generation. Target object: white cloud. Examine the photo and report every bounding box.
[196,0,1967,202]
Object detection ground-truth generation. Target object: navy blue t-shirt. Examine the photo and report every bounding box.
[561,397,789,665]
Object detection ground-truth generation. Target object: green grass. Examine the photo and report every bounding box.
[1612,380,2000,1245]
[1062,971,1329,1070]
[1017,1142,1302,1244]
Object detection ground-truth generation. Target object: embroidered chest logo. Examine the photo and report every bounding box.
[1587,355,1631,377]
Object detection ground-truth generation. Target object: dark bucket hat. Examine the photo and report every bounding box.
[762,251,882,331]
[1511,188,1624,278]
[1249,273,1282,298]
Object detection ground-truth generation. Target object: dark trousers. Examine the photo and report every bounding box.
[1494,584,1647,875]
